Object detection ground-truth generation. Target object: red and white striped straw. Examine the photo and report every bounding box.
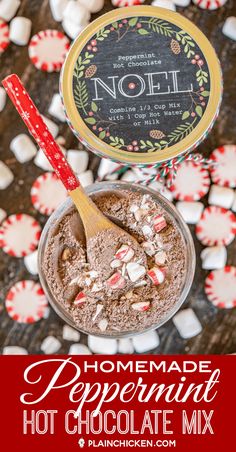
[2,74,79,192]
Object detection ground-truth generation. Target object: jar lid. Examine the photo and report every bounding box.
[61,6,222,165]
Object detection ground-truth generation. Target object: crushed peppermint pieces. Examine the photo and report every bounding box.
[98,318,108,332]
[131,301,150,312]
[142,241,156,256]
[152,214,167,233]
[154,250,167,266]
[114,244,134,263]
[148,267,166,286]
[74,292,86,306]
[92,304,104,322]
[106,272,126,289]
[126,262,146,282]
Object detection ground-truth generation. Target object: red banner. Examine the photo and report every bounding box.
[1,356,235,451]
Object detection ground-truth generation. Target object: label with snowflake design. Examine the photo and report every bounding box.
[61,6,222,165]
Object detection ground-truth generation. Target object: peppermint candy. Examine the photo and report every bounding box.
[28,29,70,72]
[169,161,210,201]
[196,206,236,246]
[205,266,236,308]
[5,280,48,323]
[209,145,236,188]
[0,214,41,257]
[0,19,10,54]
[192,0,228,9]
[31,172,67,215]
[111,0,145,7]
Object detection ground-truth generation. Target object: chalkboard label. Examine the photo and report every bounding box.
[72,16,211,154]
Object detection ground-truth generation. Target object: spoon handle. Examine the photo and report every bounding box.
[2,74,79,191]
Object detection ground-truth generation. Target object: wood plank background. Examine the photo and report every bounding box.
[0,0,236,354]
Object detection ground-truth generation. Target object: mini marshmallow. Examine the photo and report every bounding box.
[0,161,14,189]
[97,158,119,180]
[43,307,51,319]
[48,93,66,122]
[56,136,66,146]
[222,17,236,41]
[118,338,134,354]
[200,246,227,270]
[10,134,37,163]
[132,330,160,353]
[173,0,190,5]
[62,19,87,40]
[9,17,32,46]
[79,170,94,187]
[34,149,53,171]
[232,191,236,212]
[121,170,137,182]
[0,87,7,112]
[0,208,6,224]
[208,184,234,209]
[69,343,92,355]
[49,0,69,21]
[63,1,91,26]
[149,180,174,202]
[41,336,61,354]
[42,115,59,138]
[3,346,28,355]
[79,0,104,13]
[176,201,204,224]
[63,325,80,342]
[24,250,38,275]
[133,167,154,179]
[34,145,66,171]
[152,0,176,11]
[173,308,202,339]
[88,336,118,354]
[0,0,20,22]
[67,150,89,174]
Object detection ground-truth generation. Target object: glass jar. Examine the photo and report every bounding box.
[38,181,196,338]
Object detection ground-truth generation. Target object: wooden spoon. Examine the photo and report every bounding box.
[2,74,146,282]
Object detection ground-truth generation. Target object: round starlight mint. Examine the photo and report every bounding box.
[61,5,222,165]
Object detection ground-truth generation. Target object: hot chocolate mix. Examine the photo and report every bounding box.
[42,189,186,335]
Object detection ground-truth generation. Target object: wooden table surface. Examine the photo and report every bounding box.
[0,0,236,355]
